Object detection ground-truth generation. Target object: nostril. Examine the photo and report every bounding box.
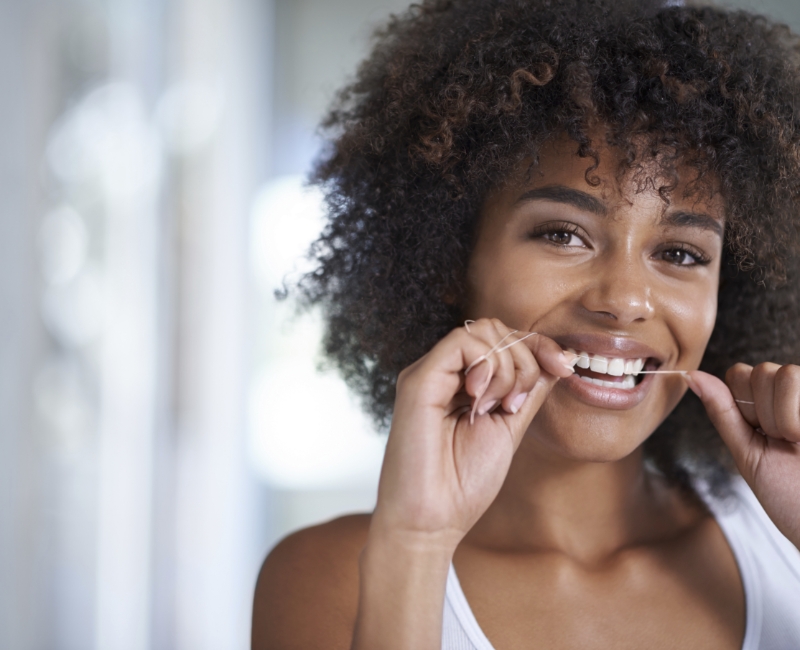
[595,310,617,320]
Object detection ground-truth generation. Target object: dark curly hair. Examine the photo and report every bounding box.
[297,0,800,492]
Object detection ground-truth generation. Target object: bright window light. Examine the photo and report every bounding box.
[248,175,385,490]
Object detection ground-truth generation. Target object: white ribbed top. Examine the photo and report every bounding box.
[442,477,800,649]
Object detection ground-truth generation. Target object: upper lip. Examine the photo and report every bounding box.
[552,333,666,365]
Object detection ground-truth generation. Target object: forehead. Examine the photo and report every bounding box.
[493,135,726,221]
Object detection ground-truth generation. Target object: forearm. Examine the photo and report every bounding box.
[351,527,457,650]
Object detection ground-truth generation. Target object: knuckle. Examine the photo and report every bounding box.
[725,362,751,384]
[751,362,777,381]
[776,363,800,384]
[467,318,494,339]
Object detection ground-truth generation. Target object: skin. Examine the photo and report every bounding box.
[252,138,800,650]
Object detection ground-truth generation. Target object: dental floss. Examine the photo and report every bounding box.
[458,329,762,421]
[460,326,730,420]
[496,332,537,353]
[464,329,520,376]
[462,323,540,422]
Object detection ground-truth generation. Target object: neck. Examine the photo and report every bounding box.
[465,436,702,565]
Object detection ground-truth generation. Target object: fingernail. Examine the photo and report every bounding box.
[559,352,577,373]
[558,350,580,366]
[509,392,528,414]
[477,399,498,416]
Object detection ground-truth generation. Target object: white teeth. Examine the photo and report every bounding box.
[570,349,651,385]
[589,356,608,374]
[579,374,636,390]
[607,358,625,377]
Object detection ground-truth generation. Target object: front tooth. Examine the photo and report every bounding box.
[624,359,635,375]
[633,358,645,375]
[576,352,591,369]
[591,377,605,386]
[621,375,635,389]
[589,355,609,374]
[567,348,581,367]
[607,358,625,376]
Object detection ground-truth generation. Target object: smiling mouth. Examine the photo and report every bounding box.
[567,348,660,390]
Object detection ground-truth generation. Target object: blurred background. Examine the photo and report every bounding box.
[0,0,797,648]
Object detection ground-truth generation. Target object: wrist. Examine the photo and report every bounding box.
[352,523,456,650]
[361,525,457,579]
[368,504,466,555]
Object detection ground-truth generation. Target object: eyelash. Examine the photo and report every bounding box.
[529,223,713,267]
[529,221,585,247]
[657,243,712,267]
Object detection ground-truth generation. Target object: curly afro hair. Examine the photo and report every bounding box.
[297,0,800,492]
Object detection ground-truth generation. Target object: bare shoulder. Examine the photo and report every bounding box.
[252,513,371,650]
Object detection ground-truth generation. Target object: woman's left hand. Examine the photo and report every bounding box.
[687,364,800,549]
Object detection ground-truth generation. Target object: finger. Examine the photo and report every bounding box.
[499,333,542,414]
[522,333,575,379]
[470,322,521,417]
[457,319,517,420]
[685,370,764,477]
[724,363,758,428]
[774,364,800,442]
[401,326,504,411]
[751,362,781,438]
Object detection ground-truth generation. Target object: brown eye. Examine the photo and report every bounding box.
[529,222,588,248]
[661,249,696,266]
[544,231,582,246]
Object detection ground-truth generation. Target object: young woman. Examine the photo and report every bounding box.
[253,1,800,648]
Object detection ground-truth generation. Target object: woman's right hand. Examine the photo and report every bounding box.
[351,319,574,649]
[370,318,575,551]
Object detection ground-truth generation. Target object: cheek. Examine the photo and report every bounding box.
[664,281,719,362]
[469,258,566,326]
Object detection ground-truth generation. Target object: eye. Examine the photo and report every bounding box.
[529,222,588,248]
[543,230,583,246]
[658,245,711,267]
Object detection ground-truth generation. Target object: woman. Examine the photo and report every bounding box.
[253,1,800,647]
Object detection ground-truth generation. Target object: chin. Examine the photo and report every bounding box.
[527,405,656,464]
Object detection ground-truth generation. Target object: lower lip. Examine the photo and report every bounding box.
[559,371,655,410]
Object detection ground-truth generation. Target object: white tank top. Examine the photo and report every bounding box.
[442,477,800,649]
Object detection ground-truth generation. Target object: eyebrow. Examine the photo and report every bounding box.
[516,184,724,237]
[660,210,724,238]
[515,185,607,216]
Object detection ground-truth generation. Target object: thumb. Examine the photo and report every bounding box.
[685,370,763,475]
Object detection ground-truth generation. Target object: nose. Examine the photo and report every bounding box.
[580,254,655,325]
